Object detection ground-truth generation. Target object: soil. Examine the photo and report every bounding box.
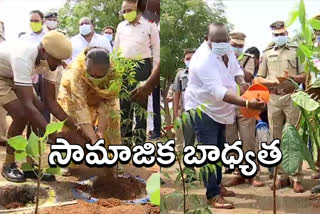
[75,174,146,200]
[40,199,160,214]
[0,184,48,210]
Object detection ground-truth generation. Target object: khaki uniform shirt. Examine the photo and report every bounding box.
[239,53,255,79]
[173,68,189,112]
[257,43,304,80]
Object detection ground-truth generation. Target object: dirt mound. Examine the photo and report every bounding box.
[75,174,146,200]
[0,184,48,210]
[40,200,160,214]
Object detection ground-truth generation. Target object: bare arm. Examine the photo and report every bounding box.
[42,79,78,130]
[79,123,97,144]
[15,85,48,132]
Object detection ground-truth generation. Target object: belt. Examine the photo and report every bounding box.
[269,87,294,95]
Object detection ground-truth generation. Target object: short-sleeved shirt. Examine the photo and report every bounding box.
[184,42,244,125]
[239,53,255,78]
[0,40,57,86]
[67,32,112,64]
[173,68,189,112]
[19,30,47,45]
[257,43,304,80]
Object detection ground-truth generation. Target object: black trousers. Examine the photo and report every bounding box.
[152,86,161,136]
[120,58,152,145]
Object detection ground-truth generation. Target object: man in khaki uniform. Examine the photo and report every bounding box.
[0,21,7,145]
[225,32,264,187]
[256,21,306,193]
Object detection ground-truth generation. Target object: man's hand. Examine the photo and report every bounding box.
[131,83,153,103]
[248,99,266,111]
[239,82,250,95]
[306,87,320,102]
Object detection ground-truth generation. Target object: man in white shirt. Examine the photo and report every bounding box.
[0,31,82,183]
[184,23,265,209]
[20,10,47,44]
[67,17,112,64]
[114,0,160,145]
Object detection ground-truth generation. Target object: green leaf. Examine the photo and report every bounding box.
[15,151,28,162]
[45,167,61,175]
[21,163,34,172]
[8,136,27,151]
[299,0,306,30]
[286,10,299,27]
[298,44,312,58]
[44,121,64,138]
[174,117,182,129]
[182,113,187,125]
[26,132,40,158]
[308,18,320,30]
[196,108,202,120]
[281,123,304,175]
[189,109,196,122]
[146,173,160,196]
[301,138,317,172]
[150,189,160,206]
[291,91,320,111]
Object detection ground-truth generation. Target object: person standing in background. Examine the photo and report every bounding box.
[19,10,50,122]
[44,12,59,31]
[67,17,112,65]
[0,20,7,146]
[103,26,115,48]
[225,32,264,187]
[114,0,160,145]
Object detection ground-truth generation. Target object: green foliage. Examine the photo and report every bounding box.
[147,173,160,206]
[44,121,64,139]
[58,0,123,36]
[281,123,316,175]
[160,0,232,81]
[291,91,320,111]
[8,136,27,151]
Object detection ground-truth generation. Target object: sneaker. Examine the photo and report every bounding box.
[2,163,26,183]
[23,170,56,181]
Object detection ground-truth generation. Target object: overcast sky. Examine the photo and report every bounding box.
[0,0,66,41]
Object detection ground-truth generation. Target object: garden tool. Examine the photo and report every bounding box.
[240,84,274,177]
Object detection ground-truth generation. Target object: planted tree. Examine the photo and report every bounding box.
[8,121,64,214]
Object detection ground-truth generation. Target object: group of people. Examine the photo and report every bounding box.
[0,0,160,183]
[170,17,320,209]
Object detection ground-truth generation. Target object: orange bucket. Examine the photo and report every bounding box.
[239,84,270,120]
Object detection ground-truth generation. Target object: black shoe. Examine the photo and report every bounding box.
[148,133,160,140]
[312,183,320,193]
[2,163,26,183]
[23,170,56,181]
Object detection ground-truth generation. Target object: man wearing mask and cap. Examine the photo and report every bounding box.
[256,21,306,193]
[114,0,160,145]
[225,32,264,187]
[67,17,112,65]
[0,31,84,183]
[44,12,59,31]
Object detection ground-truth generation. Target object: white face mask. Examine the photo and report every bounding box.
[45,20,58,30]
[79,24,92,36]
[211,42,232,56]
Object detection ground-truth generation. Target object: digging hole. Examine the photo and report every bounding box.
[0,184,49,210]
[75,175,147,200]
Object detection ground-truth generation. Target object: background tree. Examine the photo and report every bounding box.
[160,0,232,137]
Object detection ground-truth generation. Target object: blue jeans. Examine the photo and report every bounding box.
[191,111,225,199]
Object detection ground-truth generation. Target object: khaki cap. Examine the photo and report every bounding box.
[42,30,72,60]
[230,32,246,45]
[270,21,286,34]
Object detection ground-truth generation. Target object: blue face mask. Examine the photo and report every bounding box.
[273,35,288,47]
[104,34,113,42]
[211,42,232,56]
[231,47,243,56]
[185,60,190,68]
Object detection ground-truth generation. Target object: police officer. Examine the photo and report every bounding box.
[225,32,264,188]
[256,21,306,193]
[44,12,58,31]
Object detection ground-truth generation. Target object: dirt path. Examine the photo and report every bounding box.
[161,161,320,214]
